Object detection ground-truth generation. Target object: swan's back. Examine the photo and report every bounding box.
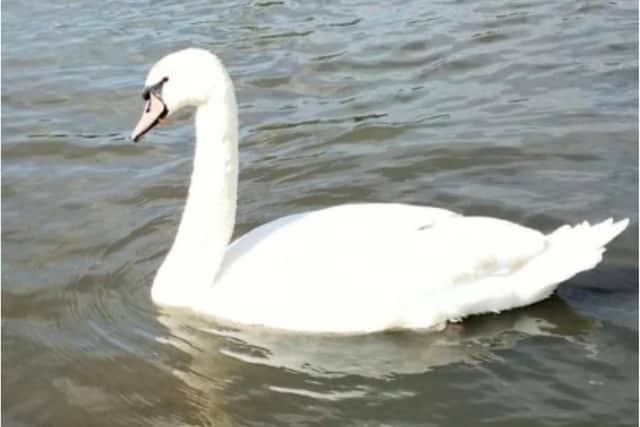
[219,203,463,290]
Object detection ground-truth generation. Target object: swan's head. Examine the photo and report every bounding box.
[131,48,226,142]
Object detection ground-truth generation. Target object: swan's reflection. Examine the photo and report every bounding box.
[158,296,599,383]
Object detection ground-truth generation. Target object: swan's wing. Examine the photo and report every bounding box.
[206,204,626,333]
[221,203,461,278]
[221,204,544,289]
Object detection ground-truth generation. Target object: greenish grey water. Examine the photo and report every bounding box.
[2,0,638,426]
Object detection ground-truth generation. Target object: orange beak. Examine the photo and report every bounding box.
[131,92,168,142]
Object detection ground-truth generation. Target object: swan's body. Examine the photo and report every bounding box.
[132,48,628,334]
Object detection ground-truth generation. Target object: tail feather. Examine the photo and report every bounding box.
[422,218,629,328]
[515,218,630,299]
[509,217,629,305]
[548,218,629,251]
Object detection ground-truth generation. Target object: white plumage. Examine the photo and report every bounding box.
[132,48,628,334]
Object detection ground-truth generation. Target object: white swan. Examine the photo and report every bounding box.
[131,48,628,334]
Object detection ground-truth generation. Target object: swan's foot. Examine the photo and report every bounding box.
[427,320,465,333]
[428,322,448,332]
[445,322,464,334]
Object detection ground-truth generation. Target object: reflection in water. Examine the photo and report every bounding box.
[159,296,597,390]
[145,294,640,425]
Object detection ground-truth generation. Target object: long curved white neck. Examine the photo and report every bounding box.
[152,80,238,305]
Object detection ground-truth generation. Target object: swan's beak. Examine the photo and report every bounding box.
[131,92,168,142]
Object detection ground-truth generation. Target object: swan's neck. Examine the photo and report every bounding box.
[152,83,238,305]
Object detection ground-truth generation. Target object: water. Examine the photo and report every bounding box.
[2,0,638,425]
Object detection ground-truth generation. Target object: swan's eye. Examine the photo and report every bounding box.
[141,77,169,101]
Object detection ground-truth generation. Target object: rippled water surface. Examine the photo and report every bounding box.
[2,0,638,426]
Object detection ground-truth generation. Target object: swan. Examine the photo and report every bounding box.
[131,48,628,334]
